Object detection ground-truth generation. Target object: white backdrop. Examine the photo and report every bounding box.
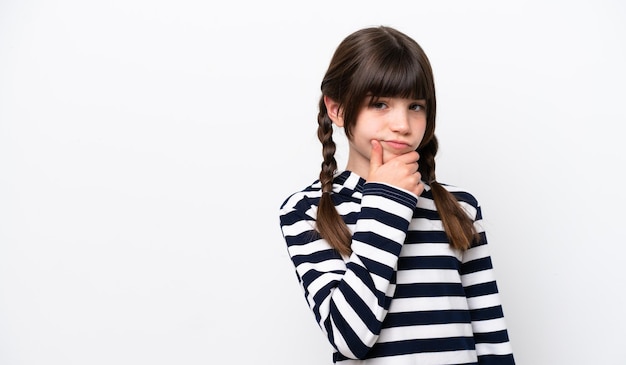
[1,1,625,364]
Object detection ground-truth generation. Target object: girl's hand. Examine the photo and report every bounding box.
[367,140,424,196]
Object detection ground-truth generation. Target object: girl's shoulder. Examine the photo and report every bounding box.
[424,181,481,211]
[416,182,483,223]
[279,171,362,213]
[279,179,323,213]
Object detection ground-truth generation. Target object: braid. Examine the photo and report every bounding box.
[418,135,438,184]
[419,137,477,250]
[317,111,338,194]
[315,101,352,257]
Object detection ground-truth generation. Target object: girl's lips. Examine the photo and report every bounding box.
[383,140,411,150]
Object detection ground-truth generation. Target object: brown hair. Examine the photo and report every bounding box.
[316,26,477,256]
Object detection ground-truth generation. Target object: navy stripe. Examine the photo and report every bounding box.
[291,249,340,267]
[421,186,479,208]
[284,230,318,247]
[311,279,342,322]
[470,306,505,321]
[328,300,371,358]
[338,282,382,335]
[464,281,499,298]
[461,256,493,274]
[301,267,343,289]
[364,183,418,208]
[474,206,483,221]
[365,336,476,358]
[474,329,510,344]
[469,233,488,248]
[394,282,466,298]
[405,230,450,243]
[478,354,515,365]
[340,211,360,225]
[412,208,442,220]
[385,309,471,327]
[398,255,461,270]
[359,206,412,231]
[358,256,395,283]
[333,173,362,189]
[419,188,434,200]
[345,262,388,308]
[450,191,479,207]
[353,231,404,256]
[279,210,303,226]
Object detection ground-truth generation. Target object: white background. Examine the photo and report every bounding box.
[1,1,625,364]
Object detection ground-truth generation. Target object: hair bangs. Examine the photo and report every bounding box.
[358,52,428,102]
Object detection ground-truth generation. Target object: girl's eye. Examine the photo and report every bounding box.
[410,103,425,112]
[372,102,387,109]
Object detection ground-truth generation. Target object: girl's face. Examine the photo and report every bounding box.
[343,97,427,178]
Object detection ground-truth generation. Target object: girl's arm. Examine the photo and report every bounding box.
[460,204,515,364]
[279,182,417,359]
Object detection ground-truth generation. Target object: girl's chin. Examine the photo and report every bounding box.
[381,151,403,163]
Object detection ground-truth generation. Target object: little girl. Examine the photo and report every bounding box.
[278,26,515,365]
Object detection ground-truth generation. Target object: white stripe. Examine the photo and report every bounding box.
[305,206,318,220]
[332,289,376,351]
[348,251,394,294]
[378,322,473,342]
[281,191,321,211]
[306,272,344,306]
[313,275,393,335]
[458,200,477,219]
[330,315,357,359]
[476,341,514,356]
[389,296,469,313]
[400,243,462,260]
[416,196,436,210]
[473,218,486,234]
[471,317,509,334]
[315,294,332,331]
[383,282,397,298]
[295,260,346,280]
[335,350,477,364]
[280,219,315,237]
[343,172,362,190]
[346,223,356,234]
[461,269,495,287]
[462,243,490,263]
[287,238,333,256]
[368,182,418,201]
[466,293,501,310]
[408,217,442,231]
[418,350,478,365]
[361,194,415,218]
[355,218,406,244]
[343,270,385,318]
[439,184,463,193]
[396,269,461,284]
[336,200,362,215]
[370,272,394,295]
[278,198,299,213]
[312,265,388,342]
[351,238,401,269]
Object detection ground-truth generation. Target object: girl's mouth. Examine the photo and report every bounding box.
[383,140,410,150]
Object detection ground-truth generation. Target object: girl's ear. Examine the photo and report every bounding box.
[324,95,344,128]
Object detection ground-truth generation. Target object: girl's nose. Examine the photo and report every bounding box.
[389,110,411,134]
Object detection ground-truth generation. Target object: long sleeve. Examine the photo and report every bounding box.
[279,183,417,359]
[460,205,515,364]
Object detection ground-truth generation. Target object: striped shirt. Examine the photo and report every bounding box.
[278,171,515,364]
